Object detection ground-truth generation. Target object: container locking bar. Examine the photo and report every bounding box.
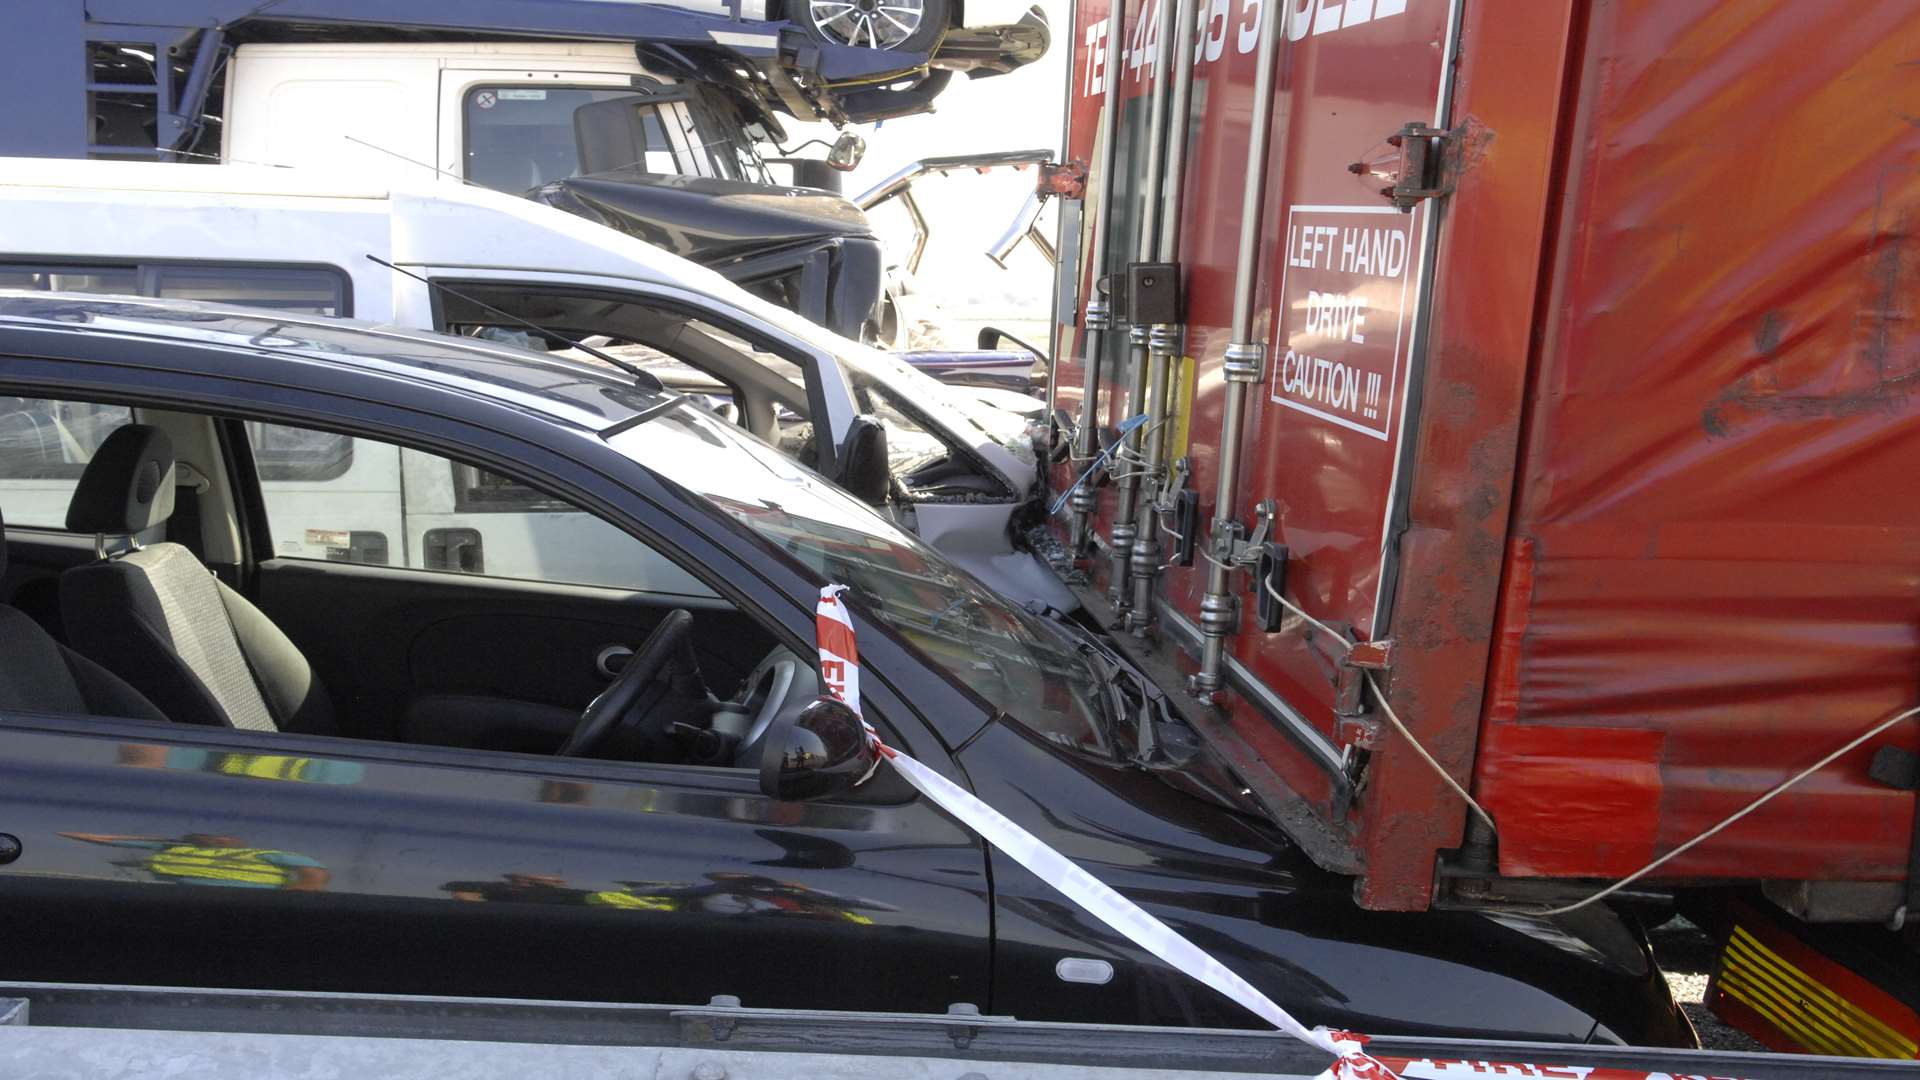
[1066,0,1129,553]
[1109,0,1191,618]
[1126,260,1186,630]
[1189,0,1285,694]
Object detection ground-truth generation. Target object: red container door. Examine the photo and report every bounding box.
[1053,0,1600,908]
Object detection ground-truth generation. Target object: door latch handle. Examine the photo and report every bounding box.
[595,645,634,679]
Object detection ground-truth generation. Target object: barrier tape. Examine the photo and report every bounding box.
[817,586,1392,1079]
[817,586,1755,1080]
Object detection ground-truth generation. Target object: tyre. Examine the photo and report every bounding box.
[795,0,947,54]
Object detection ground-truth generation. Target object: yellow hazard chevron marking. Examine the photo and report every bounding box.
[1717,924,1918,1059]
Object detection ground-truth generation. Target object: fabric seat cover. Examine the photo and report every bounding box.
[60,425,334,732]
[0,507,168,722]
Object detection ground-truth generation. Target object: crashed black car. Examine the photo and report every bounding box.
[0,294,1691,1047]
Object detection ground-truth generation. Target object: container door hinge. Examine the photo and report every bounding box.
[1362,122,1454,212]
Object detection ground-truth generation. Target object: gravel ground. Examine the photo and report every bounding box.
[1649,917,1769,1052]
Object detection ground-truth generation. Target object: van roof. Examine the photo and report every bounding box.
[0,157,745,297]
[0,158,391,200]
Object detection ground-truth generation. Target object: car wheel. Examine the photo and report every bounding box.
[798,0,947,53]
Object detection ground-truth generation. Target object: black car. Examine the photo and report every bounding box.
[0,294,1692,1047]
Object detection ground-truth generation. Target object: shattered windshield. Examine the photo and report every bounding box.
[607,401,1109,753]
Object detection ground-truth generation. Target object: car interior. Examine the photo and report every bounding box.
[0,396,833,772]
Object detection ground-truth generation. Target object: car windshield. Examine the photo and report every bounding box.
[608,401,1112,755]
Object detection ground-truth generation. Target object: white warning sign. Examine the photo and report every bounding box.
[1269,205,1420,441]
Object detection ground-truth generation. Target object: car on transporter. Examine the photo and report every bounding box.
[0,293,1691,1047]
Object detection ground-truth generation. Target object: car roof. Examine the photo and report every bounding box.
[0,292,676,432]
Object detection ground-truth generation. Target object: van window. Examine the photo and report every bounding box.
[0,266,137,295]
[256,422,710,596]
[0,397,135,528]
[0,261,347,318]
[463,86,695,191]
[152,266,345,315]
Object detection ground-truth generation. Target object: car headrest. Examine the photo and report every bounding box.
[65,424,177,537]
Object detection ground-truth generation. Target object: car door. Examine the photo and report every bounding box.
[0,705,991,1011]
[0,407,992,1012]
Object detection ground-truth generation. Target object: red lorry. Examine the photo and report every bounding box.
[1043,0,1920,1057]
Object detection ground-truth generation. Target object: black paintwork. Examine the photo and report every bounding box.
[532,169,885,339]
[0,295,1690,1047]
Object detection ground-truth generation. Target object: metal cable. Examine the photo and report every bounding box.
[1534,702,1920,916]
[1256,576,1920,918]
[1260,577,1497,831]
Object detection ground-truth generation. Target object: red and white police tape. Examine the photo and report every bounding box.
[817,587,1749,1080]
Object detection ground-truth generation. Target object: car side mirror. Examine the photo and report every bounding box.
[836,415,890,507]
[784,158,846,193]
[828,131,867,171]
[760,696,880,801]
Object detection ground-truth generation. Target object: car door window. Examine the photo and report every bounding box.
[250,423,713,596]
[0,396,135,528]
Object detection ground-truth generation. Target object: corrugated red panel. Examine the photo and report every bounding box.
[1476,0,1920,882]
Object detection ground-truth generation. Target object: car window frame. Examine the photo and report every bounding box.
[0,329,987,755]
[424,273,857,476]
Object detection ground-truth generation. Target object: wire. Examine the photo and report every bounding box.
[1259,576,1498,832]
[1533,702,1920,917]
[1048,413,1149,515]
[1366,671,1496,833]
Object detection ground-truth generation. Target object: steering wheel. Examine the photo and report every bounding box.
[730,647,821,767]
[558,609,694,757]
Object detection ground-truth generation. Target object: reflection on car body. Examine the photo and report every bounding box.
[61,832,331,892]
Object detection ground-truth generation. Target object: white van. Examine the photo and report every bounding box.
[224,41,788,193]
[0,158,1068,609]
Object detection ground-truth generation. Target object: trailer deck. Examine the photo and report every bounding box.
[0,981,1911,1079]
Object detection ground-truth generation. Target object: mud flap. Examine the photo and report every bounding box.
[1708,899,1920,1059]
